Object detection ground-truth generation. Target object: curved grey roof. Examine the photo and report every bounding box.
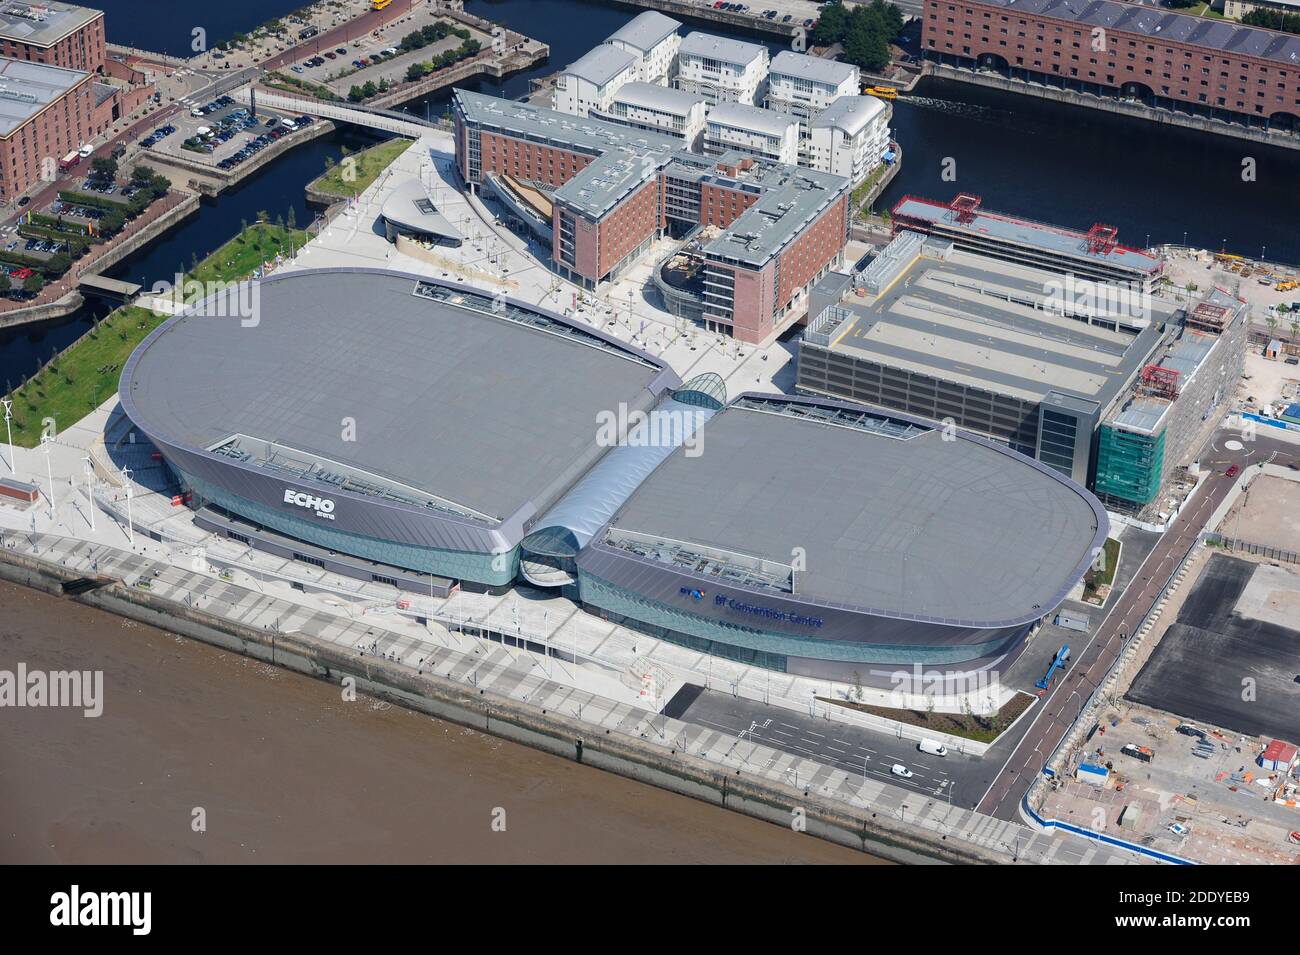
[606,10,680,52]
[770,51,857,87]
[679,31,766,68]
[611,81,704,116]
[525,397,714,554]
[121,268,678,526]
[811,95,887,136]
[563,44,637,86]
[380,178,463,243]
[600,393,1106,626]
[706,102,797,138]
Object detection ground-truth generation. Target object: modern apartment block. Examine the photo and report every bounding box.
[453,89,850,346]
[703,101,799,164]
[553,44,639,116]
[805,95,890,186]
[0,0,105,74]
[765,50,860,123]
[605,10,681,85]
[0,55,96,201]
[674,31,769,106]
[921,0,1300,124]
[594,82,707,148]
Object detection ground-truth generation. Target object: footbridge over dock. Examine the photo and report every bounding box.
[236,89,438,139]
[78,274,143,302]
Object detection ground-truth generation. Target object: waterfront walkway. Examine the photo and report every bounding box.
[0,522,1144,867]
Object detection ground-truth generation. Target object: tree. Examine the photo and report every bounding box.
[286,206,296,230]
[812,1,850,44]
[91,156,118,179]
[0,273,11,296]
[23,272,43,296]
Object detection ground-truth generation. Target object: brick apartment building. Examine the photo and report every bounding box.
[922,0,1300,124]
[454,88,850,345]
[0,56,97,201]
[0,0,106,74]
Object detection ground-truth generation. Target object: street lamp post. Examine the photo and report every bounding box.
[121,467,135,549]
[1,398,13,474]
[82,456,95,532]
[39,434,55,519]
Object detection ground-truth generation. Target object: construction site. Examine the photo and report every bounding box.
[1037,460,1300,865]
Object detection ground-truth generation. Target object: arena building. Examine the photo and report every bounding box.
[563,392,1105,683]
[121,269,1106,685]
[119,268,680,593]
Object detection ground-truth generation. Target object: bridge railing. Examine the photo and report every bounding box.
[235,88,439,138]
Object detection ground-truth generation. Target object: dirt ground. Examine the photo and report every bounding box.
[1218,474,1300,552]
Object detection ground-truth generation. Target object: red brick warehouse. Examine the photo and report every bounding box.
[922,0,1300,128]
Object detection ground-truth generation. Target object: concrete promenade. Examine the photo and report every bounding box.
[0,522,1145,866]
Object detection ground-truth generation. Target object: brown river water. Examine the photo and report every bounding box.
[0,580,881,864]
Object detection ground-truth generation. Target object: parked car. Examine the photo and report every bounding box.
[17,196,29,207]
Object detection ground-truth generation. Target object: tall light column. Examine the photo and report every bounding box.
[40,434,55,519]
[1,398,13,474]
[82,455,96,533]
[121,466,135,549]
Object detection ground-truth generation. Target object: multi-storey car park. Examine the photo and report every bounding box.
[922,0,1300,128]
[795,194,1247,508]
[120,269,1106,686]
[454,88,852,346]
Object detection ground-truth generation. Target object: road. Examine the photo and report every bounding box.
[975,426,1300,821]
[258,0,426,73]
[664,684,1010,807]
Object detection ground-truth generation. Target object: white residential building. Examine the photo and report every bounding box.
[703,102,799,164]
[605,10,681,86]
[674,32,769,106]
[553,44,639,116]
[766,51,860,123]
[594,82,707,149]
[805,95,890,186]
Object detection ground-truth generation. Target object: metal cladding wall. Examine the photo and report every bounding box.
[576,545,1031,676]
[150,435,523,585]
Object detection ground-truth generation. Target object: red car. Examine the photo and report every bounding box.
[1225,464,1239,477]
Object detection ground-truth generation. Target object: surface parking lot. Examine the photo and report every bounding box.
[1126,553,1300,742]
[142,94,316,170]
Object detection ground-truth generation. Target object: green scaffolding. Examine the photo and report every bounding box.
[1094,425,1165,506]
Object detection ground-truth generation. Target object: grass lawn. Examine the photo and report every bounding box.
[3,222,306,448]
[1083,537,1122,600]
[819,691,1037,744]
[309,137,413,199]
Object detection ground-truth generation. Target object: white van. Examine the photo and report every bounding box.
[917,739,948,757]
